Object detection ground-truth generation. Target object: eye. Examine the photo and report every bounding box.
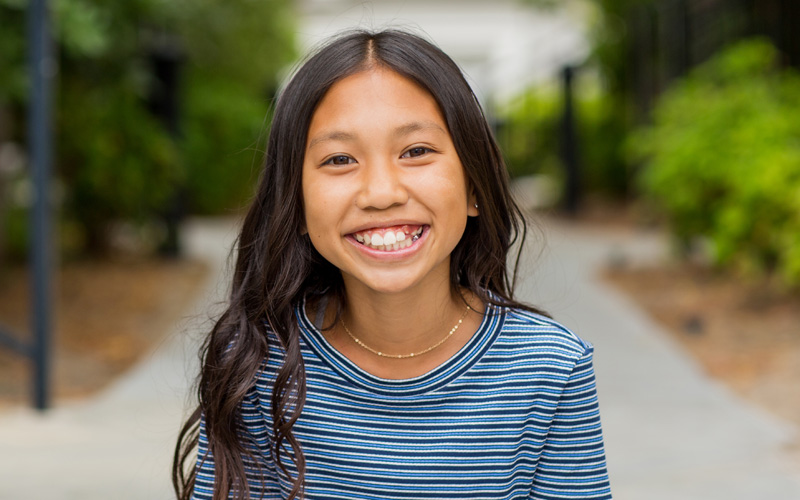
[322,155,355,166]
[401,146,433,159]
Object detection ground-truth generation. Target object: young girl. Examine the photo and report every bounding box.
[174,29,612,500]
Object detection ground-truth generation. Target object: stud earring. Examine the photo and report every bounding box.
[473,203,478,209]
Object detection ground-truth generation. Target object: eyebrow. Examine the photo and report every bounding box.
[307,121,447,151]
[307,131,357,151]
[393,120,447,137]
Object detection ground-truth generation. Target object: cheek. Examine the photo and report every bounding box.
[302,176,349,248]
[303,200,326,236]
[304,189,336,223]
[301,168,325,228]
[304,169,357,213]
[425,166,469,203]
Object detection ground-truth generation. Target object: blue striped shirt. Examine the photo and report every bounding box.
[193,301,612,499]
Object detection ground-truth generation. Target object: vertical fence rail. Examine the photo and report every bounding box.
[149,44,183,258]
[560,65,580,215]
[1,0,53,410]
[28,0,53,410]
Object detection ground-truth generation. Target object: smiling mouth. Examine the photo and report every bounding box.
[351,224,425,251]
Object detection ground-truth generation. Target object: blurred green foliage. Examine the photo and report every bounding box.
[498,89,561,180]
[58,80,183,251]
[629,39,800,285]
[498,86,629,198]
[0,0,294,256]
[173,0,294,214]
[181,73,268,215]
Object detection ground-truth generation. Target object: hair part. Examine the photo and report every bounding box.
[173,28,543,500]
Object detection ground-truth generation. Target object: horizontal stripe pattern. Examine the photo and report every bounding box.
[193,302,611,499]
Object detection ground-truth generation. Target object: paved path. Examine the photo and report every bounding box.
[0,216,798,499]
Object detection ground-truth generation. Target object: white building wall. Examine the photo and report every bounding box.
[296,0,591,106]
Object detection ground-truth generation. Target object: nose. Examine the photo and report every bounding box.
[354,158,409,210]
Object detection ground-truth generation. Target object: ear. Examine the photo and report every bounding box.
[467,189,479,217]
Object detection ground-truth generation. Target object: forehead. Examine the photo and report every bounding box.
[306,68,448,140]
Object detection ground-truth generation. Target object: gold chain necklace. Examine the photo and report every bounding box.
[340,304,471,359]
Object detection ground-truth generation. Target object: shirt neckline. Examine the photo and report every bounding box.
[295,295,505,396]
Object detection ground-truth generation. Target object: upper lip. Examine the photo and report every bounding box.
[346,220,428,235]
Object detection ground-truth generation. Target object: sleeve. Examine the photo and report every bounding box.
[191,390,282,500]
[531,344,613,500]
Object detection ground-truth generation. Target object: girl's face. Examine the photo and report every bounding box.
[302,67,478,297]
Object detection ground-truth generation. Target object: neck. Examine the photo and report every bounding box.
[339,278,464,357]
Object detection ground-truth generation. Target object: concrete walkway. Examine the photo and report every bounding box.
[0,216,798,499]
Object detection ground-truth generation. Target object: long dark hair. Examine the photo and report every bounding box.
[173,28,543,500]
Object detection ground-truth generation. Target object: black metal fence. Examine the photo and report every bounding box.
[556,0,799,213]
[627,0,799,116]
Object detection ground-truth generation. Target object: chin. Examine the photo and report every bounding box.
[346,272,427,296]
[363,280,420,295]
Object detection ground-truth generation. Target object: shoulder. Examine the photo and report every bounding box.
[495,306,593,363]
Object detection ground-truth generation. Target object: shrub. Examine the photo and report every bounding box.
[498,89,561,180]
[58,81,183,253]
[181,74,270,215]
[630,39,800,285]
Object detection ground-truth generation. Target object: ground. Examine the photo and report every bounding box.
[0,257,208,406]
[604,263,800,427]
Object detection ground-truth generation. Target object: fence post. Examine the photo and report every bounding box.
[560,65,580,216]
[149,38,184,258]
[28,0,54,410]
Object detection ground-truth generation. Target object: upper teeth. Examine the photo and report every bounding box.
[354,227,422,251]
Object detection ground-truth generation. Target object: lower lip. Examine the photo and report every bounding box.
[346,227,428,260]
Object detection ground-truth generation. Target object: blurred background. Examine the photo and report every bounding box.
[1,0,799,498]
